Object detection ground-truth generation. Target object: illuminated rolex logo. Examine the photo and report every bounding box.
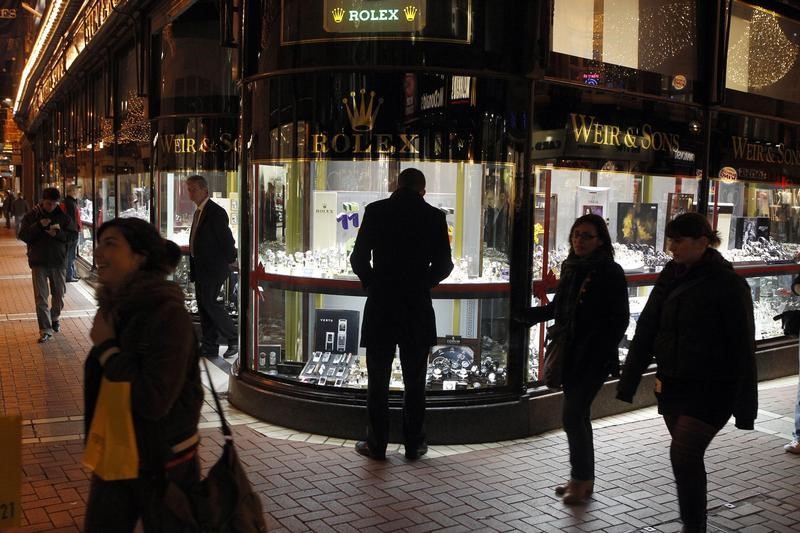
[404,5,418,22]
[343,89,383,132]
[331,7,345,23]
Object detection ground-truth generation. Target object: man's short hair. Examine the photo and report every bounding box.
[186,175,209,190]
[398,168,426,192]
[42,187,60,201]
[67,184,81,195]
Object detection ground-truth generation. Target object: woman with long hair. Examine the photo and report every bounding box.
[523,213,629,504]
[83,218,203,532]
[617,212,757,532]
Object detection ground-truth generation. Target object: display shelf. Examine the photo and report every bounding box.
[249,268,510,299]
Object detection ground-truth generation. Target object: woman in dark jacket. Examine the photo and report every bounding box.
[84,218,203,532]
[523,213,629,504]
[617,212,757,533]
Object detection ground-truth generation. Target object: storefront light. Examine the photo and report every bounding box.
[14,0,67,115]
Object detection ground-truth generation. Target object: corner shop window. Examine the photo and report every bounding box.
[251,160,513,390]
[726,1,800,103]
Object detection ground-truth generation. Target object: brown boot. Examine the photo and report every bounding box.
[562,479,594,505]
[554,482,569,496]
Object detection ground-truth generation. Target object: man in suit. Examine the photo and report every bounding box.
[350,168,453,460]
[186,175,238,358]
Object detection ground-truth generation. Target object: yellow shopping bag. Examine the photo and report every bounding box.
[0,415,21,527]
[82,378,139,480]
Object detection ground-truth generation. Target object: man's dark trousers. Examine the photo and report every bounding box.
[366,343,429,454]
[195,276,236,355]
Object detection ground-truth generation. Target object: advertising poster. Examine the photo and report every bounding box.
[617,202,658,247]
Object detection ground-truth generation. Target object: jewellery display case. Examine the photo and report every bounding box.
[250,159,514,391]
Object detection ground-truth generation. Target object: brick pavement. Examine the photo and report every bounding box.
[1,225,800,532]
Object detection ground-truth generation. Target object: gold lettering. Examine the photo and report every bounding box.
[312,134,328,154]
[746,143,755,160]
[332,133,351,152]
[398,134,419,154]
[185,138,197,153]
[592,123,604,145]
[218,133,234,152]
[624,128,637,148]
[607,126,621,146]
[570,114,594,143]
[731,136,747,159]
[174,138,183,153]
[353,134,372,153]
[640,124,652,150]
[375,134,393,154]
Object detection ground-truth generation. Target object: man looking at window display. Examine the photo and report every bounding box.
[350,167,454,460]
[186,175,238,358]
[19,187,73,343]
[62,185,82,282]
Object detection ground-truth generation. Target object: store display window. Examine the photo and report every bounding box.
[75,150,93,262]
[247,72,528,391]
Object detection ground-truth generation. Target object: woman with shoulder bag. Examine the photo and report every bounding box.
[84,217,203,532]
[521,213,629,504]
[617,212,757,533]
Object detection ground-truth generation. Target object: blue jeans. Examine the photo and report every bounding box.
[66,239,78,280]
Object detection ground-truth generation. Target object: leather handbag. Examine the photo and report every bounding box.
[543,322,569,389]
[159,359,268,532]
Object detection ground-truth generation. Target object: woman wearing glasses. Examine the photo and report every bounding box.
[617,213,757,533]
[521,213,629,504]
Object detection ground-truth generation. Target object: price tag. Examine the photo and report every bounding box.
[0,415,21,527]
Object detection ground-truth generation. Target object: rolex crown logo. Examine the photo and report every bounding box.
[331,7,345,23]
[343,89,383,132]
[404,5,418,22]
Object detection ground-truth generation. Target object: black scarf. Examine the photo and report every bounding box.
[555,251,609,325]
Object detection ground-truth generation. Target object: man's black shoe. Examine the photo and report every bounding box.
[355,440,385,460]
[52,321,60,332]
[222,346,238,358]
[405,442,428,460]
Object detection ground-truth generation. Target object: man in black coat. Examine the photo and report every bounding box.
[350,168,454,460]
[186,175,238,358]
[19,187,73,342]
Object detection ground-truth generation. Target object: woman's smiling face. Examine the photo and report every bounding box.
[95,227,145,288]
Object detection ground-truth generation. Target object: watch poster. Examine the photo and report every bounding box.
[313,309,360,355]
[256,344,282,373]
[734,217,770,249]
[617,202,658,247]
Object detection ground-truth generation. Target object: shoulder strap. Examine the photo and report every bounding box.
[665,274,710,303]
[200,357,233,440]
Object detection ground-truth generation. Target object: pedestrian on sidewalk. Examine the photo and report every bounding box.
[617,212,757,533]
[185,174,239,358]
[3,189,14,228]
[18,187,73,342]
[12,192,30,238]
[349,167,453,460]
[785,274,800,455]
[62,184,82,282]
[84,217,203,532]
[520,213,629,504]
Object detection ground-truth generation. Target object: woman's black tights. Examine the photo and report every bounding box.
[664,414,726,533]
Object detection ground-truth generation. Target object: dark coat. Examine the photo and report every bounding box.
[61,195,81,242]
[18,204,73,268]
[524,253,630,380]
[617,248,757,429]
[189,199,237,284]
[12,196,29,217]
[84,271,202,469]
[350,188,454,348]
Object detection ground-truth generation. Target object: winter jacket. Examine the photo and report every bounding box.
[84,271,202,470]
[523,252,630,380]
[617,248,757,429]
[61,195,81,242]
[11,197,29,217]
[18,204,73,268]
